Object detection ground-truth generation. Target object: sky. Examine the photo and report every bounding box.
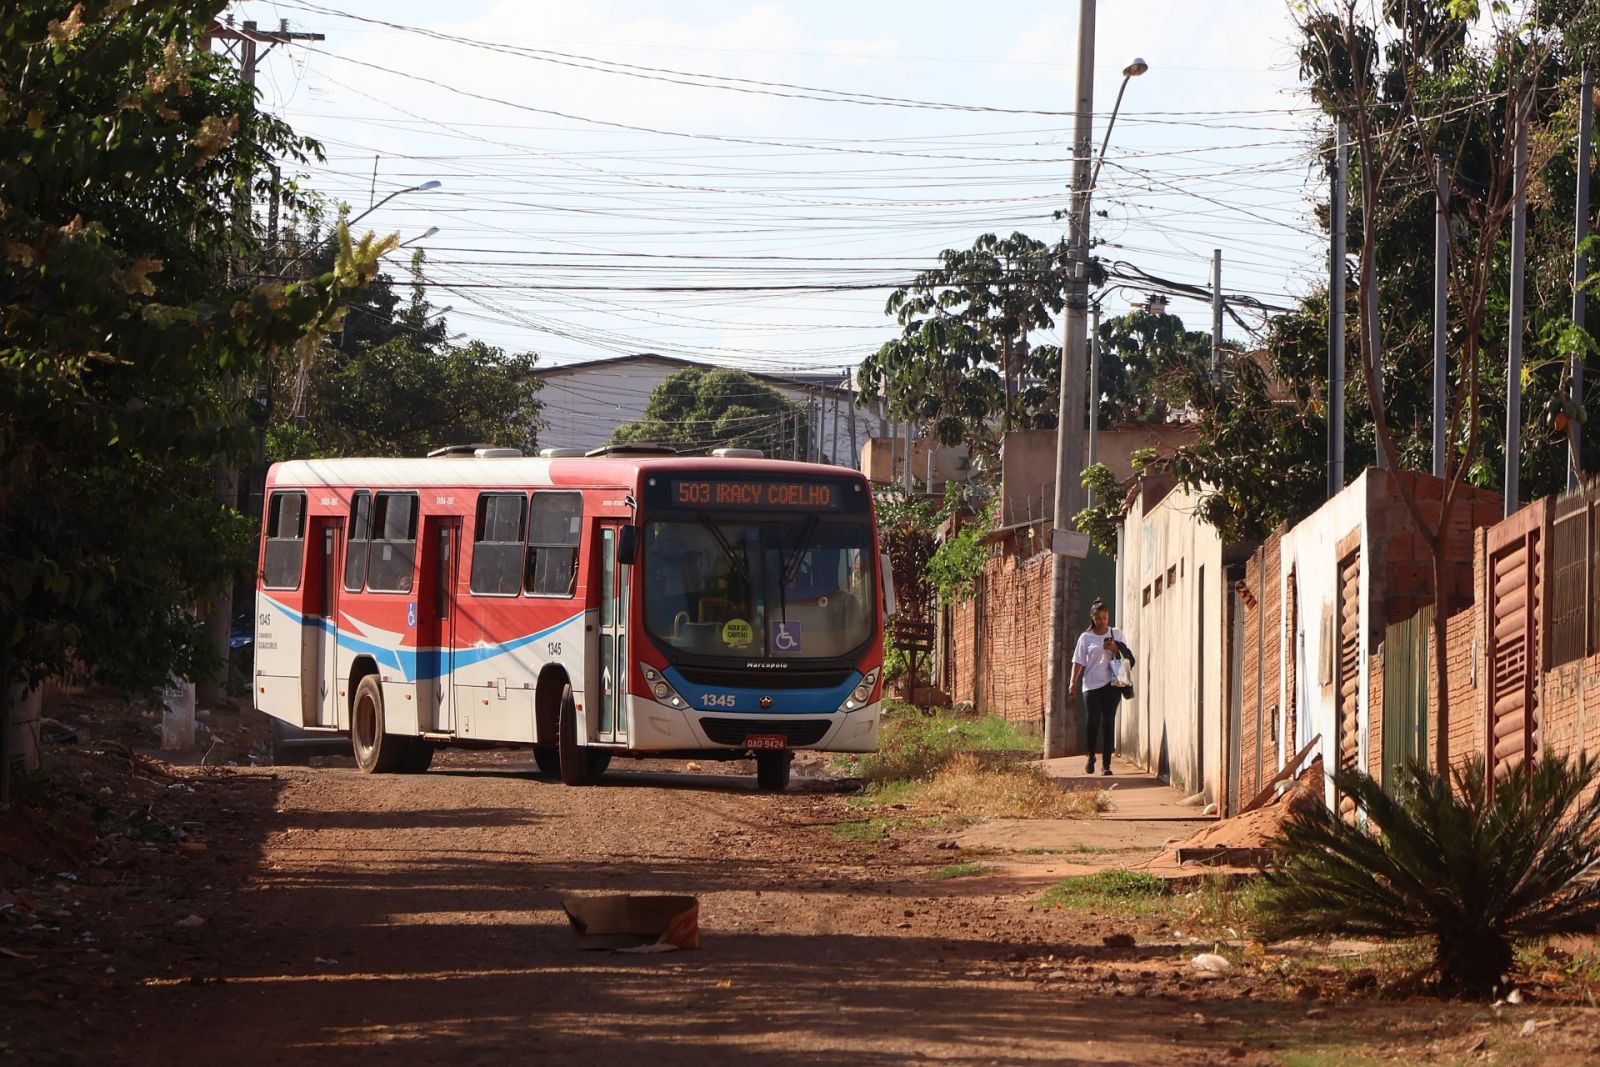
[226,0,1328,378]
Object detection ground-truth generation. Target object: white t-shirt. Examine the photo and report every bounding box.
[1073,626,1128,691]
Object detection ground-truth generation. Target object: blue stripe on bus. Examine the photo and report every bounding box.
[663,666,862,715]
[262,597,581,682]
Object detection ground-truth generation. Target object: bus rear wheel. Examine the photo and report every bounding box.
[351,675,404,774]
[557,684,609,785]
[755,751,792,792]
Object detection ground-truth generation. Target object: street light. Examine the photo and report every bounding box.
[1043,31,1151,761]
[349,180,441,229]
[400,225,441,248]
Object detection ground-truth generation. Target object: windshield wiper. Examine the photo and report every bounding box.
[776,515,820,625]
[697,513,750,584]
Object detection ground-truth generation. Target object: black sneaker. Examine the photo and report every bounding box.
[1085,758,1095,775]
[1101,765,1114,777]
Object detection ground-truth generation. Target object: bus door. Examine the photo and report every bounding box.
[302,517,343,728]
[417,516,460,733]
[594,522,630,745]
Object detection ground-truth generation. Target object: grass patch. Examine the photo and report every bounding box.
[931,861,997,880]
[1043,870,1168,908]
[829,819,890,842]
[914,753,1109,820]
[845,703,1036,785]
[1022,844,1113,856]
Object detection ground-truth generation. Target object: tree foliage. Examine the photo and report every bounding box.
[612,367,807,457]
[268,250,544,459]
[1,2,385,694]
[858,232,1067,453]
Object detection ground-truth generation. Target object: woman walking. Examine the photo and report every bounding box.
[1069,599,1132,776]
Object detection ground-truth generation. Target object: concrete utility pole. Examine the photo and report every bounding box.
[1211,249,1223,377]
[829,390,840,466]
[1328,119,1348,499]
[902,423,914,493]
[847,377,859,470]
[1433,159,1449,479]
[192,18,324,717]
[1045,0,1098,761]
[1087,301,1101,506]
[1572,67,1593,492]
[1507,83,1531,517]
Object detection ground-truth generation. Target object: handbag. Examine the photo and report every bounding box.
[1112,640,1135,699]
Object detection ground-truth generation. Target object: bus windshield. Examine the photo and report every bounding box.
[641,517,876,661]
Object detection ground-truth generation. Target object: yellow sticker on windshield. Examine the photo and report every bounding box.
[721,618,754,648]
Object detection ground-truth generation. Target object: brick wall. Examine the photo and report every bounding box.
[1426,526,1486,770]
[946,539,1057,729]
[1238,529,1284,805]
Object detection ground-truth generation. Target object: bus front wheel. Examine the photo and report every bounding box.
[557,684,609,786]
[534,747,561,778]
[755,751,792,792]
[351,675,404,774]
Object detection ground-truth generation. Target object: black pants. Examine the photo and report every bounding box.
[1083,684,1120,764]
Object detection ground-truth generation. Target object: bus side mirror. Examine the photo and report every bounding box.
[618,525,639,566]
[880,552,897,618]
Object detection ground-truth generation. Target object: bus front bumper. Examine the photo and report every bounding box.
[622,696,881,754]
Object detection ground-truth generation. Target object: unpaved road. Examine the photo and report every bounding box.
[9,749,1600,1065]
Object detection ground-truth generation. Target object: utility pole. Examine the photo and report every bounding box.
[1045,0,1097,761]
[790,405,800,461]
[1211,249,1223,376]
[1087,301,1101,506]
[903,423,914,493]
[829,389,840,466]
[847,378,859,470]
[191,18,324,718]
[1328,118,1348,499]
[1572,67,1593,492]
[1506,82,1530,517]
[1432,160,1448,479]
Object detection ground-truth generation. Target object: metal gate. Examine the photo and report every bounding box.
[1382,604,1432,792]
[1485,502,1544,784]
[1336,546,1361,819]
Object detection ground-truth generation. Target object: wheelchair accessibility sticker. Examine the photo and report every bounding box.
[771,620,803,654]
[407,601,417,629]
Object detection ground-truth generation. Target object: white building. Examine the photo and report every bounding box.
[531,353,875,464]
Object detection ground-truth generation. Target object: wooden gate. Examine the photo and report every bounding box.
[1335,543,1362,818]
[1485,501,1544,784]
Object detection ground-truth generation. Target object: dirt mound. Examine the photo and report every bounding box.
[1144,760,1324,876]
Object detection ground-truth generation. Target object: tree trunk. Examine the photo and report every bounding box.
[1431,544,1452,773]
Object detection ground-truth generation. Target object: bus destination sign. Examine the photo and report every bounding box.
[671,479,842,510]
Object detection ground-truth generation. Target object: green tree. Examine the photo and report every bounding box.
[1093,308,1214,427]
[858,232,1068,452]
[1,2,387,703]
[269,250,544,458]
[612,368,807,457]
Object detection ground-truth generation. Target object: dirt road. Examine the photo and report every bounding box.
[8,748,1600,1065]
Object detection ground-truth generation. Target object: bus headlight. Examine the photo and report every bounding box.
[840,669,880,712]
[640,664,685,708]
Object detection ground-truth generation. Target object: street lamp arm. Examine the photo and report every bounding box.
[1089,75,1134,195]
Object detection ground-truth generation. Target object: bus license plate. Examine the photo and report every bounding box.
[744,734,788,750]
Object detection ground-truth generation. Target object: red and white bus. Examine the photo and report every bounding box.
[253,445,890,790]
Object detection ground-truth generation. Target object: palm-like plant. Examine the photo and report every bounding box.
[1257,755,1600,997]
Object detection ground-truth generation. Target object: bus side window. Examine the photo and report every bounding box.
[344,490,372,592]
[262,491,307,590]
[471,492,527,597]
[525,491,583,597]
[367,492,418,593]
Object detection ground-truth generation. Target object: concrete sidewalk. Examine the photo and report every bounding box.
[953,753,1214,857]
